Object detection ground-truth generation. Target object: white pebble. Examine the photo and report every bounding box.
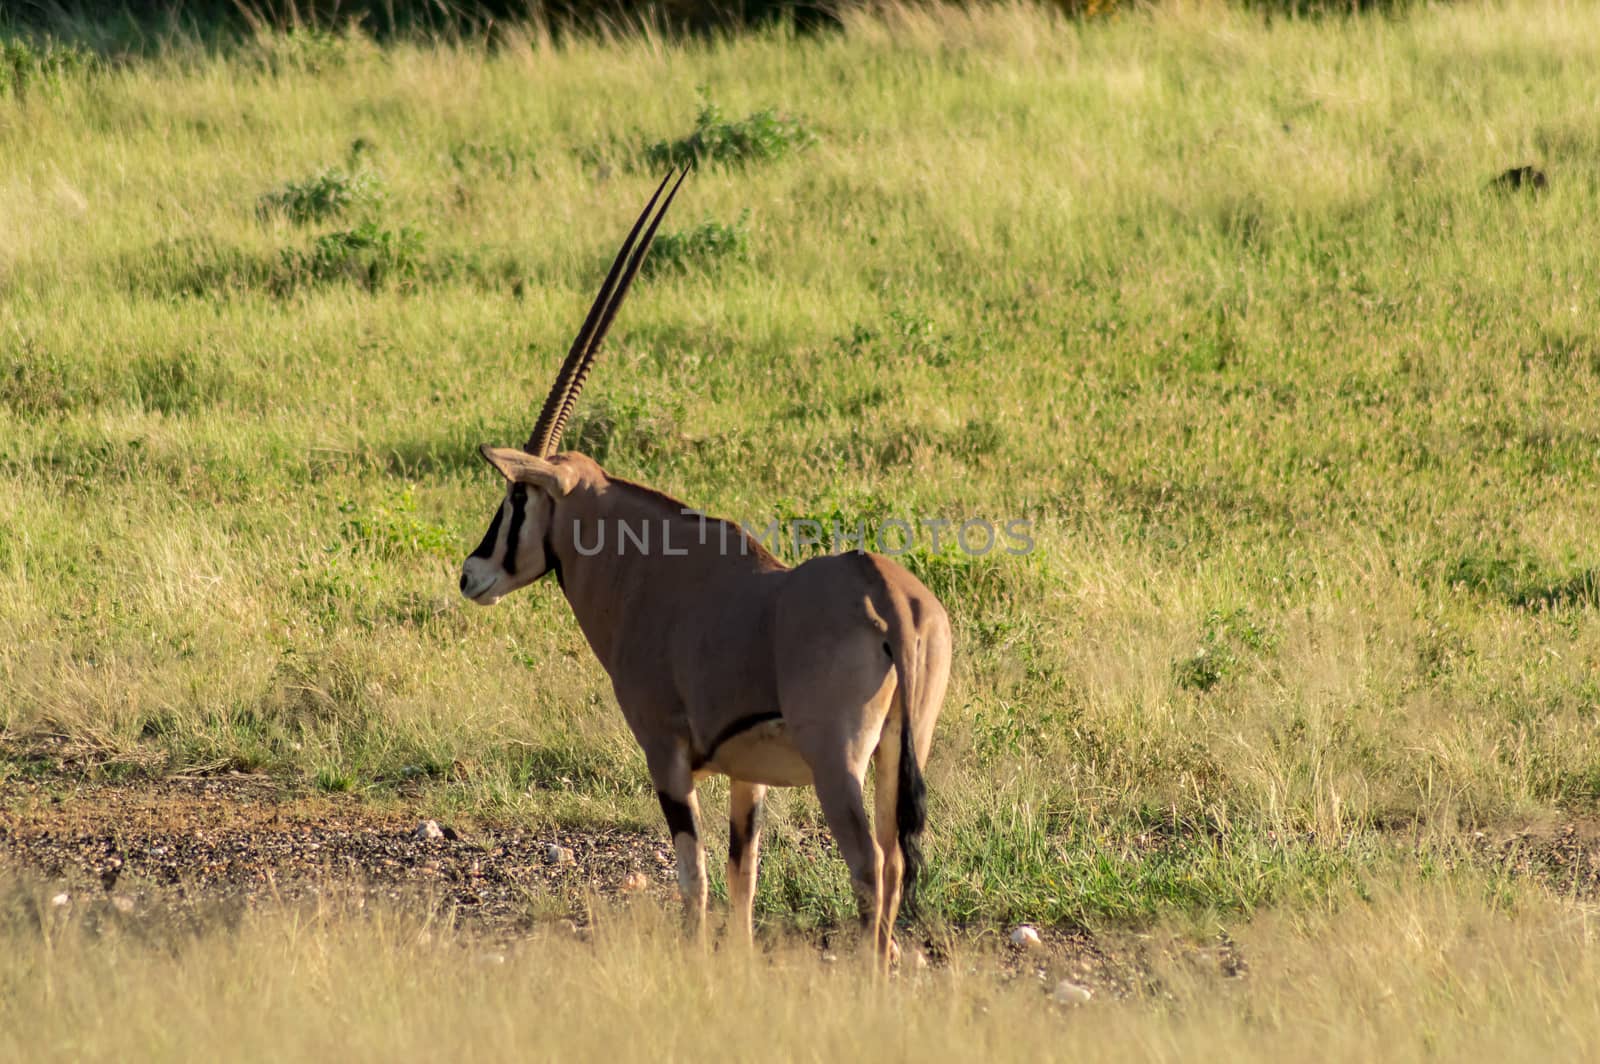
[111,895,135,914]
[544,844,576,865]
[50,892,70,908]
[412,820,445,841]
[1010,925,1042,949]
[1051,979,1093,1006]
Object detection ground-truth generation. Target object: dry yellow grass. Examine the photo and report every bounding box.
[1,874,1596,1062]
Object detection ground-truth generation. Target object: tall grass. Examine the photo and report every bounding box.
[2,875,1597,1062]
[3,0,1600,924]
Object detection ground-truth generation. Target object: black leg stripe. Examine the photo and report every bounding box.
[658,791,697,840]
[745,801,762,845]
[729,800,762,868]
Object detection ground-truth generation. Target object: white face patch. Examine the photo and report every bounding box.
[459,485,552,605]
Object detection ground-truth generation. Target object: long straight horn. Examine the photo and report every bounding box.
[526,166,690,457]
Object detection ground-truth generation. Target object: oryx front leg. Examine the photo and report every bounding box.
[727,781,767,948]
[649,749,707,945]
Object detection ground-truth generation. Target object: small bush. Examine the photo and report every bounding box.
[830,311,957,369]
[280,223,423,289]
[887,541,1042,615]
[0,37,91,99]
[1174,608,1276,692]
[1174,645,1231,693]
[1446,548,1600,611]
[642,210,751,276]
[258,168,385,225]
[315,765,358,792]
[0,336,90,416]
[251,27,353,75]
[335,489,456,561]
[643,100,815,171]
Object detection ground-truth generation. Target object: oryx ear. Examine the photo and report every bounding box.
[478,445,579,497]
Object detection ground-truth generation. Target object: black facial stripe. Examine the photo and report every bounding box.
[501,487,528,575]
[469,504,505,560]
[543,500,563,589]
[657,791,697,840]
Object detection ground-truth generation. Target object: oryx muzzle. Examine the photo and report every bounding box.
[459,173,952,970]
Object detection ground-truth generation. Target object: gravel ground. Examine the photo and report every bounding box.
[0,775,677,931]
[4,773,1592,996]
[0,774,1143,993]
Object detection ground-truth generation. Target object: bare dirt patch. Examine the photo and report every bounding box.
[1467,817,1600,899]
[0,774,1168,996]
[0,774,675,929]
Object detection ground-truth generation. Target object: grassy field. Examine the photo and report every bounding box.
[3,0,1600,977]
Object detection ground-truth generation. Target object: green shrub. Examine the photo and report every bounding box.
[280,223,422,289]
[258,168,385,225]
[0,36,91,98]
[642,210,751,275]
[251,27,353,75]
[1446,548,1600,611]
[1174,608,1276,692]
[335,489,457,561]
[644,100,815,170]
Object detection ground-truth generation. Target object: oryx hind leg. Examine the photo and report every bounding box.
[871,709,907,966]
[809,765,882,941]
[782,637,898,968]
[727,780,767,948]
[646,743,708,946]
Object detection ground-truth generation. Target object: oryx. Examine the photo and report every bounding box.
[458,170,951,968]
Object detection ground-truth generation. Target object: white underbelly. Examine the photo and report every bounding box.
[701,720,814,787]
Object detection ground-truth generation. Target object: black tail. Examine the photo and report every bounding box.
[895,699,927,914]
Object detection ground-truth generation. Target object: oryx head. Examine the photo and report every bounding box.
[459,168,688,606]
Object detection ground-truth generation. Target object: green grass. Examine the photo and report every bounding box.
[4,0,1600,930]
